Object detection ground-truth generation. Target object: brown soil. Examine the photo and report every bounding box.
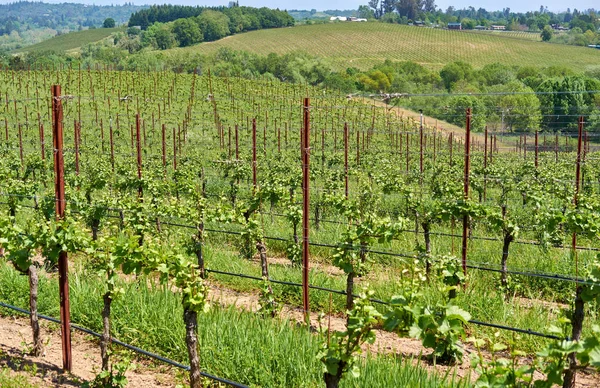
[368,98,510,150]
[0,316,179,387]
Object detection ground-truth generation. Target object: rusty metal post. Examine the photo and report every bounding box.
[555,133,558,163]
[172,126,177,171]
[483,127,488,202]
[252,118,257,191]
[535,131,539,169]
[74,120,79,176]
[566,117,584,387]
[228,126,232,158]
[356,129,360,166]
[136,114,143,199]
[161,124,166,174]
[405,132,409,171]
[277,126,281,153]
[235,124,239,160]
[489,133,493,164]
[419,110,423,177]
[302,98,311,325]
[449,132,453,166]
[461,108,472,278]
[39,123,45,160]
[344,122,348,199]
[18,124,23,166]
[51,85,72,372]
[100,119,104,153]
[109,118,114,172]
[584,131,588,161]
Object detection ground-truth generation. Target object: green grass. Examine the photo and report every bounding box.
[0,368,38,388]
[164,22,600,71]
[0,263,468,388]
[13,27,123,54]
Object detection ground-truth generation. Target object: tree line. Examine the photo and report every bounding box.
[122,5,294,50]
[128,5,294,32]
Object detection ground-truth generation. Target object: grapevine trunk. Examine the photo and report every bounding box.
[28,264,43,356]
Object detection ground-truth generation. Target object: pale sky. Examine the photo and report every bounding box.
[3,0,596,14]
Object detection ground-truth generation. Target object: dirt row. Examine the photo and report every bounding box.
[0,266,597,387]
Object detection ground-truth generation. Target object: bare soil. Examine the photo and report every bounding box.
[0,315,179,387]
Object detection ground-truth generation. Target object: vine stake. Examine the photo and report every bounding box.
[52,84,72,372]
[302,98,310,325]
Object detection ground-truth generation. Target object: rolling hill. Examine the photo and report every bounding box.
[14,27,123,54]
[164,22,600,72]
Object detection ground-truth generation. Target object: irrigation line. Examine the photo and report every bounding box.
[204,269,565,341]
[0,301,248,388]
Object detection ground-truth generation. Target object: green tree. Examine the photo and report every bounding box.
[497,82,541,132]
[103,18,116,28]
[154,28,176,50]
[357,5,375,19]
[541,25,553,41]
[445,95,486,131]
[172,18,202,47]
[440,61,473,91]
[196,10,231,42]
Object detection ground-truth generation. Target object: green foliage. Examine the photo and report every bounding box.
[257,278,279,317]
[409,302,471,364]
[83,358,129,388]
[103,18,116,29]
[540,25,553,42]
[468,337,535,387]
[0,217,36,272]
[196,10,231,42]
[383,264,426,335]
[433,255,465,291]
[318,290,382,382]
[172,18,203,47]
[440,61,473,91]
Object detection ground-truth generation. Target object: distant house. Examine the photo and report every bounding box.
[490,25,506,31]
[588,45,600,49]
[414,20,425,26]
[448,22,462,30]
[330,16,366,22]
[475,25,487,30]
[551,24,569,31]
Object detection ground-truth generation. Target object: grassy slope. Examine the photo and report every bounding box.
[13,27,122,54]
[165,23,600,71]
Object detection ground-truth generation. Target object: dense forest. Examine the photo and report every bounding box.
[123,5,294,50]
[128,5,294,31]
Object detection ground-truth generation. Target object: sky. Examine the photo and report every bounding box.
[5,0,597,13]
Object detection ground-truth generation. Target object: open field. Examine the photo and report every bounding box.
[13,27,123,54]
[164,22,600,71]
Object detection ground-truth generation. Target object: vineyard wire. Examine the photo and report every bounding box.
[0,301,249,388]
